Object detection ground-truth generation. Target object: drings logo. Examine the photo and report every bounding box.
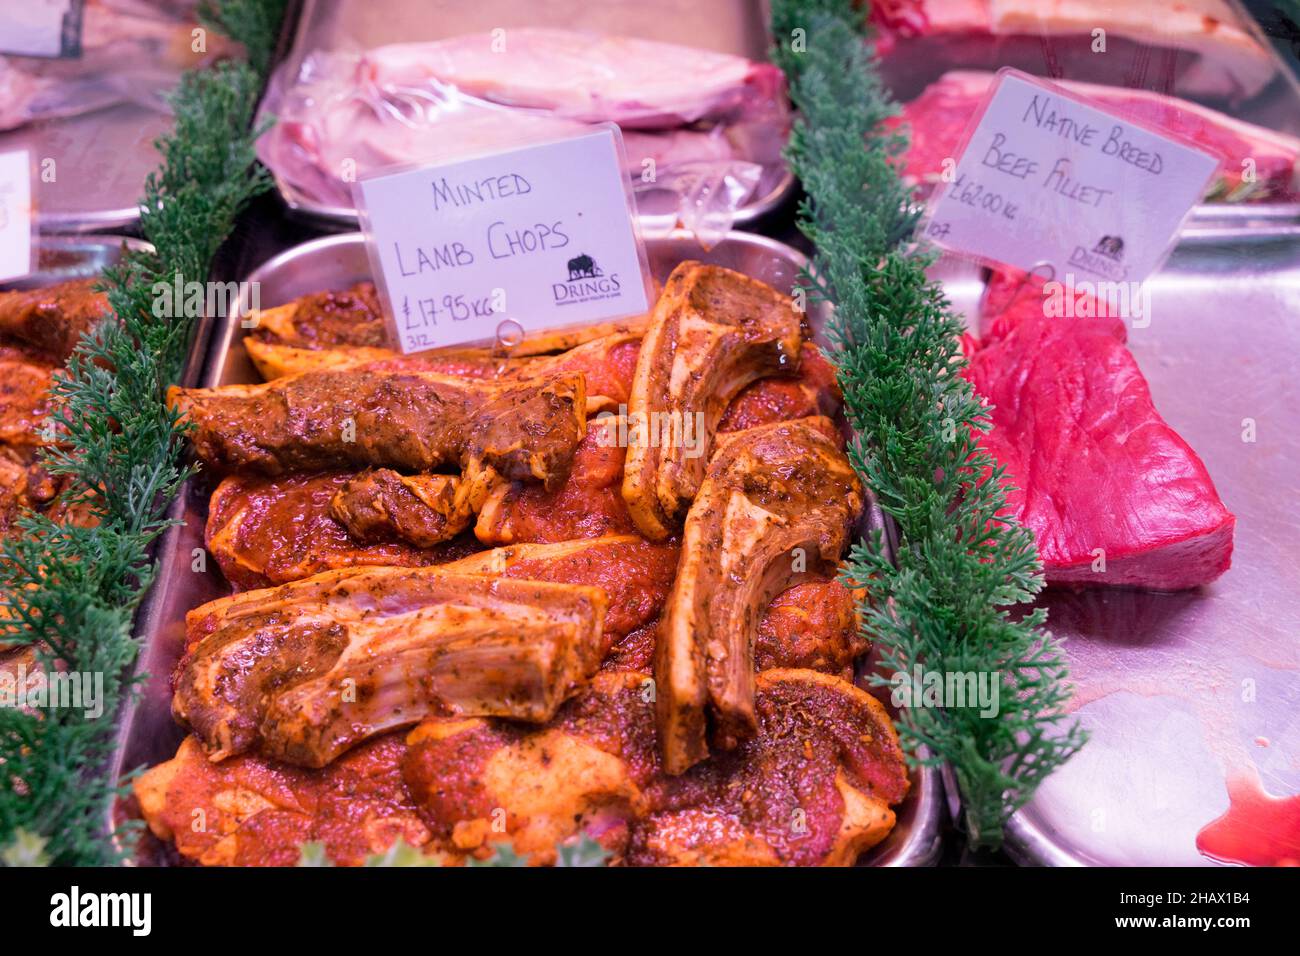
[567,253,602,280]
[1092,234,1125,261]
[1068,233,1128,279]
[553,252,623,306]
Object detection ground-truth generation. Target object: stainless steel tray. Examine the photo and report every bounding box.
[262,0,794,233]
[109,228,944,867]
[0,232,152,288]
[0,103,165,233]
[938,224,1300,866]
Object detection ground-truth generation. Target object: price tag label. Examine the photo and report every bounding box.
[0,0,83,58]
[355,126,653,354]
[921,70,1218,284]
[0,151,33,283]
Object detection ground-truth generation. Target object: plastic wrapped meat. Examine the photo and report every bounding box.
[871,0,1279,102]
[255,30,787,232]
[0,0,230,131]
[892,72,1300,202]
[962,276,1234,590]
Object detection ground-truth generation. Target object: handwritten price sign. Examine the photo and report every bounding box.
[922,70,1218,284]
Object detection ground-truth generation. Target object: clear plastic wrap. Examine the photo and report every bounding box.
[255,27,789,241]
[0,0,227,132]
[872,0,1300,205]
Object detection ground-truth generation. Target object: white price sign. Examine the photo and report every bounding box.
[0,150,33,283]
[922,70,1218,284]
[355,126,652,354]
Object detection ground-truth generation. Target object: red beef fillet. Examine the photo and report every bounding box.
[962,277,1234,590]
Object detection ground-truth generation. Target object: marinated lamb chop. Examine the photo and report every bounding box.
[401,668,908,866]
[476,417,637,545]
[205,472,481,591]
[440,537,680,660]
[174,568,607,767]
[244,279,645,381]
[478,350,842,547]
[138,577,886,867]
[329,470,471,548]
[134,734,430,867]
[622,262,804,541]
[169,367,587,487]
[964,274,1235,589]
[0,346,56,447]
[657,418,863,774]
[0,278,109,359]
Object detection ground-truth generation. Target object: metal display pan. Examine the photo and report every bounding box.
[935,224,1299,866]
[263,0,794,232]
[109,228,943,867]
[0,103,167,233]
[0,233,152,288]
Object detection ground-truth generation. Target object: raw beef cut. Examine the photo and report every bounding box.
[870,0,1277,102]
[962,275,1234,590]
[892,71,1300,201]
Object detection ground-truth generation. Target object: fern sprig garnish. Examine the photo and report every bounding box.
[771,0,1086,848]
[0,5,280,867]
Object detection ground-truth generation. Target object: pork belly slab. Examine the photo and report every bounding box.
[964,277,1234,590]
[657,418,864,774]
[174,567,607,767]
[140,668,907,867]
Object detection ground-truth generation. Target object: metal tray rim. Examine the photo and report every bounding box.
[269,165,796,233]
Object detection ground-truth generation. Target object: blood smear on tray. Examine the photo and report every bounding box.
[1196,769,1300,867]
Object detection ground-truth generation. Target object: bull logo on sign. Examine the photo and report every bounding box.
[1093,235,1124,261]
[567,254,602,280]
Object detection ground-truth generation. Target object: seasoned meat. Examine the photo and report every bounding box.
[401,669,908,866]
[0,278,109,359]
[622,262,804,540]
[330,470,470,548]
[169,368,587,486]
[134,734,430,867]
[174,568,607,767]
[206,472,481,591]
[0,346,56,447]
[247,281,387,350]
[656,418,863,773]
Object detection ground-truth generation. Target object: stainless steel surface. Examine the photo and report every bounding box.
[0,103,165,232]
[263,0,793,232]
[947,224,1300,867]
[1189,202,1300,225]
[112,228,944,867]
[0,233,152,288]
